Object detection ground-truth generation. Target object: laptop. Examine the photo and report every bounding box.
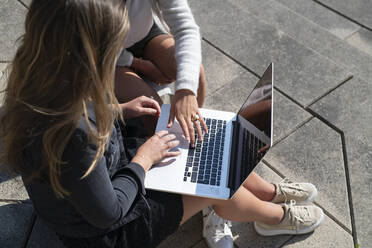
[144,63,274,199]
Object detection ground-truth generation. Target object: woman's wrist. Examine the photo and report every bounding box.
[119,103,128,117]
[132,153,152,172]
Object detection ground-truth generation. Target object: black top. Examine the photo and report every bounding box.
[21,106,149,238]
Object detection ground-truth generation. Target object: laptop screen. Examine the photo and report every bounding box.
[229,64,273,197]
[238,63,273,146]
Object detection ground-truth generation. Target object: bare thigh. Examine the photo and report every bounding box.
[115,66,162,104]
[143,34,177,80]
[181,185,283,225]
[115,66,162,133]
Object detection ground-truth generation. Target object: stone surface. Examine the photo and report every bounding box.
[253,162,284,183]
[204,89,240,113]
[0,201,33,248]
[189,0,350,107]
[27,217,65,248]
[318,0,372,29]
[0,173,29,201]
[232,221,290,248]
[191,240,209,248]
[0,0,27,61]
[20,0,31,6]
[0,62,8,103]
[158,213,203,248]
[247,0,372,84]
[204,71,258,113]
[343,135,372,247]
[310,77,372,137]
[346,28,372,57]
[264,118,352,230]
[282,214,354,248]
[310,76,372,246]
[318,36,372,83]
[277,0,360,39]
[209,71,258,108]
[202,41,246,95]
[0,66,29,201]
[271,90,312,143]
[226,0,275,13]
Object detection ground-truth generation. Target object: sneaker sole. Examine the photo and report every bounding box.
[253,208,324,236]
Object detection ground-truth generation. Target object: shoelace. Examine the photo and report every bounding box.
[286,200,311,231]
[213,217,232,240]
[204,209,232,240]
[278,178,307,203]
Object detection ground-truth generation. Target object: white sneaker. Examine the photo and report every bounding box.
[271,179,318,204]
[254,200,324,236]
[202,207,234,248]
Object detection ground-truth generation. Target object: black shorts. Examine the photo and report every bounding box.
[58,191,183,248]
[127,22,167,58]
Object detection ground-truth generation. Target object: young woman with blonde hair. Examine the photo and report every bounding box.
[0,1,323,247]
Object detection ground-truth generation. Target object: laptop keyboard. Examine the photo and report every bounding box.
[242,128,266,170]
[183,118,226,186]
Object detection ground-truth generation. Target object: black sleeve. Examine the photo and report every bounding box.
[60,129,146,229]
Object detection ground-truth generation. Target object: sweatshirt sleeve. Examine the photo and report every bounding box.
[60,129,145,229]
[158,0,201,96]
[116,49,134,67]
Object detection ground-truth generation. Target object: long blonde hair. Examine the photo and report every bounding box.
[0,0,129,198]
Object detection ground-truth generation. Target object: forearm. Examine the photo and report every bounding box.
[63,161,146,229]
[158,0,201,95]
[61,130,147,229]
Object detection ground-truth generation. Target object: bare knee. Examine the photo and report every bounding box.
[181,195,216,225]
[143,35,177,80]
[114,66,162,104]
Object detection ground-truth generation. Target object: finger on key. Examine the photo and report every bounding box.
[187,119,196,147]
[198,112,208,134]
[194,120,203,142]
[179,118,190,142]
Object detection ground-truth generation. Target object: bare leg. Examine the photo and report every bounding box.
[114,66,162,134]
[181,186,284,226]
[143,34,207,107]
[242,172,276,202]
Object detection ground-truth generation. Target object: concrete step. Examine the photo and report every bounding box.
[229,0,372,84]
[189,0,351,108]
[316,0,372,29]
[275,0,372,62]
[275,0,360,40]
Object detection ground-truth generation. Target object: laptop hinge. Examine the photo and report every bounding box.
[228,120,240,196]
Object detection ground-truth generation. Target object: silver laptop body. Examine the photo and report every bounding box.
[144,64,274,200]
